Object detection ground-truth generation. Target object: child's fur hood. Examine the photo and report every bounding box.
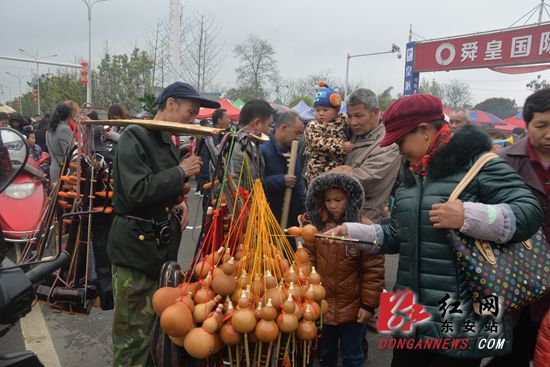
[305,172,364,229]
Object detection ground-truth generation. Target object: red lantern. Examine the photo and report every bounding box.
[32,89,38,104]
[80,60,89,85]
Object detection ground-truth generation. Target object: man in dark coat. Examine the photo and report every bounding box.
[230,100,274,186]
[493,87,550,367]
[107,81,219,367]
[260,110,305,233]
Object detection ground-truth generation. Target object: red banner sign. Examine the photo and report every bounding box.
[414,23,550,72]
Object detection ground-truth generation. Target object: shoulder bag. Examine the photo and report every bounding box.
[448,152,550,313]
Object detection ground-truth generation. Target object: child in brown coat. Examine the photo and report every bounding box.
[301,172,384,367]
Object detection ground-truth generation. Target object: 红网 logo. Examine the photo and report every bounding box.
[378,289,430,332]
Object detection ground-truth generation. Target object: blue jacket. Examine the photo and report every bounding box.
[261,133,306,226]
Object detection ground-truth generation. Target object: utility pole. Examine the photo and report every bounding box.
[0,55,84,114]
[18,49,57,115]
[6,72,23,114]
[82,0,108,106]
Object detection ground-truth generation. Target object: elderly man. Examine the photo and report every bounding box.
[261,110,305,232]
[449,109,470,132]
[333,88,401,223]
[107,81,219,366]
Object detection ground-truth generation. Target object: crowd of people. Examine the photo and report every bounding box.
[1,81,549,367]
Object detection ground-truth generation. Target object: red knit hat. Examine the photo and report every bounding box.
[380,94,444,147]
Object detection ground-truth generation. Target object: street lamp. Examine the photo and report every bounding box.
[82,0,108,106]
[0,84,8,102]
[6,72,23,114]
[344,44,402,100]
[18,49,58,115]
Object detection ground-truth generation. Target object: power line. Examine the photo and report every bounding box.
[470,88,532,92]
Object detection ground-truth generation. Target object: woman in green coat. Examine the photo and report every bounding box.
[328,94,543,367]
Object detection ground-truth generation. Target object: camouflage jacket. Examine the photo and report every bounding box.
[304,113,347,182]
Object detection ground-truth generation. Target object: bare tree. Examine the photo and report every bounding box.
[419,78,444,99]
[144,18,171,88]
[443,79,473,109]
[177,11,223,93]
[168,2,191,85]
[233,35,279,99]
[278,70,345,104]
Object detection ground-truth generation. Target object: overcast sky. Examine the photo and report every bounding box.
[0,0,549,110]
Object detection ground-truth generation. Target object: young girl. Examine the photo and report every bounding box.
[304,82,352,184]
[301,172,384,367]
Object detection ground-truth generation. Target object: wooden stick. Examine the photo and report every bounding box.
[292,332,296,366]
[314,233,376,245]
[280,140,299,228]
[81,118,222,136]
[275,333,282,365]
[228,345,233,367]
[284,333,291,359]
[265,341,273,367]
[306,340,311,365]
[302,340,306,367]
[257,342,261,367]
[236,344,240,367]
[244,334,250,367]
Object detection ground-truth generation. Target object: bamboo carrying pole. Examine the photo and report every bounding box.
[280,140,299,228]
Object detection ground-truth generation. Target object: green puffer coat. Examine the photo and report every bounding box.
[381,125,543,359]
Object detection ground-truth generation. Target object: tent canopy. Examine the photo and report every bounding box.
[0,104,16,113]
[469,110,507,126]
[504,112,526,129]
[443,107,452,122]
[291,100,311,114]
[494,124,515,133]
[196,99,241,120]
[299,109,315,122]
[233,99,245,109]
[467,110,516,133]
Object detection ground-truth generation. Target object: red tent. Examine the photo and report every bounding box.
[196,99,241,121]
[495,123,515,133]
[443,107,452,122]
[504,112,526,129]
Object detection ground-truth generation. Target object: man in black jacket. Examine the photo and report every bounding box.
[107,82,219,367]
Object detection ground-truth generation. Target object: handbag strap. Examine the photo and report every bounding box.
[448,152,499,201]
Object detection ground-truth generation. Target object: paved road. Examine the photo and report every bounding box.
[0,186,399,367]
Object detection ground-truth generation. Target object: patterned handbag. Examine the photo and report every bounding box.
[448,152,550,313]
